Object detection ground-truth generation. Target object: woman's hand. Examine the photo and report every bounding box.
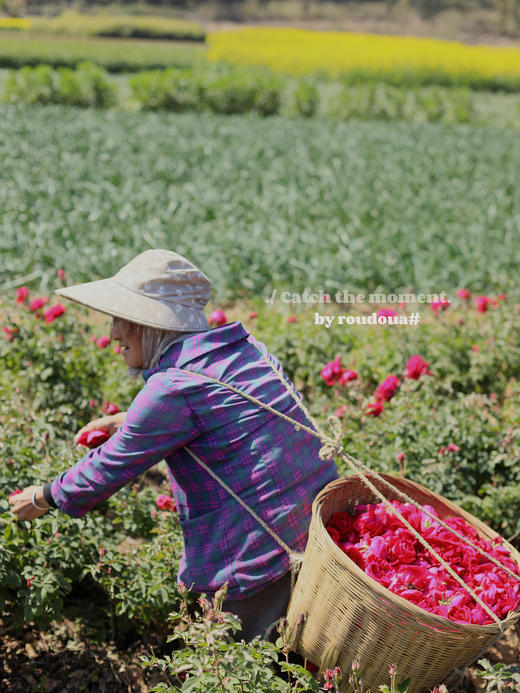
[74,412,127,445]
[9,485,50,521]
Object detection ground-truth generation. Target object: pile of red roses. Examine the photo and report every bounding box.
[326,500,520,625]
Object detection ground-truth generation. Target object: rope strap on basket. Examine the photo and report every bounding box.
[180,345,520,635]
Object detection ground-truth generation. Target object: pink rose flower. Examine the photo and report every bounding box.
[405,354,432,380]
[472,345,479,352]
[431,299,451,315]
[43,304,66,324]
[287,315,297,323]
[29,296,48,311]
[249,311,258,319]
[57,269,66,279]
[374,375,400,402]
[457,288,471,299]
[113,344,121,354]
[208,309,227,326]
[498,293,506,301]
[396,452,406,463]
[376,309,398,319]
[16,286,29,303]
[475,296,490,313]
[96,335,110,349]
[156,494,176,511]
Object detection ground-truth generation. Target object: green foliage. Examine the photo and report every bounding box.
[321,83,472,124]
[139,585,323,692]
[129,65,285,115]
[0,33,207,72]
[0,296,182,631]
[475,659,520,692]
[4,62,117,107]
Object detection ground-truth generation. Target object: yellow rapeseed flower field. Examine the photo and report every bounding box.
[207,28,520,85]
[0,17,31,30]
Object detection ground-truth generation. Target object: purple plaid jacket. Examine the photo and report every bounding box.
[50,321,339,599]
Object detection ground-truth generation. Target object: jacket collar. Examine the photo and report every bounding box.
[142,321,250,381]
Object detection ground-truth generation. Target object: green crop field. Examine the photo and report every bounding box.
[1,103,519,300]
[0,32,207,71]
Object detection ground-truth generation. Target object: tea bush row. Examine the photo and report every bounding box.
[4,62,473,123]
[4,62,117,108]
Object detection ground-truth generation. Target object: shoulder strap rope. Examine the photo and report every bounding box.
[179,347,519,628]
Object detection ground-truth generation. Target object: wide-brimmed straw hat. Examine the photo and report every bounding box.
[55,249,212,331]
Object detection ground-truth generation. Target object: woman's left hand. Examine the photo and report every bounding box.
[9,485,50,521]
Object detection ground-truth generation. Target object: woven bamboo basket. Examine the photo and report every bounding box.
[286,473,520,693]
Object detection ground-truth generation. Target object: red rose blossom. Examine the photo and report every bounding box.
[457,288,471,300]
[287,315,297,323]
[29,296,48,311]
[475,296,490,313]
[43,304,66,324]
[101,402,119,415]
[16,286,29,303]
[156,494,176,511]
[366,401,384,417]
[374,375,400,402]
[96,335,110,349]
[208,309,227,326]
[249,311,258,319]
[405,355,432,380]
[338,369,358,385]
[431,299,451,315]
[77,429,110,448]
[376,309,398,319]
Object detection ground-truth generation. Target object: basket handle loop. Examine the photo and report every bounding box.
[179,343,518,627]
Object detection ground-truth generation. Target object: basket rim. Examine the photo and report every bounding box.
[310,472,520,634]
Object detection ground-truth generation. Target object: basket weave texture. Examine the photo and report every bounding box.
[286,473,520,693]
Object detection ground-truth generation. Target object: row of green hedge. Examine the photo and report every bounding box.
[4,63,117,108]
[4,62,475,123]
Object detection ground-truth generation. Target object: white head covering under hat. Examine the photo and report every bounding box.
[55,249,212,378]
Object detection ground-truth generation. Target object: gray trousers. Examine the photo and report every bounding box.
[221,570,293,643]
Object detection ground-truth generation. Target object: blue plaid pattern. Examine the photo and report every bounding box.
[50,321,339,599]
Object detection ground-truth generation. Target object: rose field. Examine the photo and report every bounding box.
[1,41,520,692]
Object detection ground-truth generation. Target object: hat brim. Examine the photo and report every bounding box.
[55,278,209,331]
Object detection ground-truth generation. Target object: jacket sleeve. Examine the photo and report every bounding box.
[50,372,199,517]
